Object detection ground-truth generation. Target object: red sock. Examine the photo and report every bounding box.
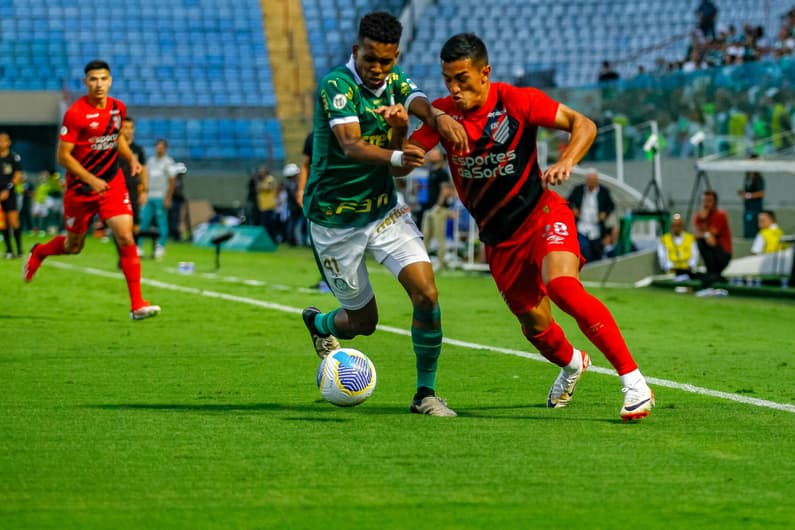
[525,320,574,367]
[546,276,638,375]
[36,235,67,257]
[118,244,146,310]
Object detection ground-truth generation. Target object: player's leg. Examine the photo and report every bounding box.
[542,250,653,419]
[301,221,370,357]
[7,209,22,256]
[1,197,14,256]
[373,205,455,416]
[154,200,168,255]
[23,190,93,281]
[102,175,159,319]
[485,232,589,409]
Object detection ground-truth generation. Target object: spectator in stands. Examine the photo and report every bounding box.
[422,179,457,270]
[597,61,620,83]
[567,168,615,262]
[751,210,786,254]
[255,166,278,243]
[737,153,765,239]
[140,139,176,259]
[417,147,451,230]
[658,213,700,277]
[696,0,719,41]
[300,11,468,417]
[693,189,732,288]
[0,131,24,257]
[281,162,305,246]
[119,117,147,248]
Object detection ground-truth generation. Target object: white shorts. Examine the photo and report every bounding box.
[309,204,430,310]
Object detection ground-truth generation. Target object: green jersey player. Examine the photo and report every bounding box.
[301,11,468,416]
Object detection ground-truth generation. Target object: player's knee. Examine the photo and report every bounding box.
[409,285,438,310]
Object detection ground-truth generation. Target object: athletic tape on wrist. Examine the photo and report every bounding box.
[390,150,404,168]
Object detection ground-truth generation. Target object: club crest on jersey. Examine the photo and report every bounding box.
[89,122,99,129]
[332,94,347,110]
[112,115,121,130]
[491,114,510,144]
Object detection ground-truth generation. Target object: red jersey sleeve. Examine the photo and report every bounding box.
[410,120,441,151]
[59,106,82,144]
[516,86,560,128]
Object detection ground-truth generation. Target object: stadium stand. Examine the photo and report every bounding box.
[0,0,283,169]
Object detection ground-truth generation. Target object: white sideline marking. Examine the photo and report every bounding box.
[46,261,795,414]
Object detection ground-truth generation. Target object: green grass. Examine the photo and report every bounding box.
[2,238,795,529]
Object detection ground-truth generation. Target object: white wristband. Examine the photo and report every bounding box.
[390,150,404,168]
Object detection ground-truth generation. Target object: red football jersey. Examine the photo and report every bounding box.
[59,95,126,194]
[411,82,560,244]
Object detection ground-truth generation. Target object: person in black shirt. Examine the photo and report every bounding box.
[0,131,24,257]
[119,117,147,246]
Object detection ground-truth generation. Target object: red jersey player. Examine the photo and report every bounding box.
[406,33,653,420]
[23,60,160,320]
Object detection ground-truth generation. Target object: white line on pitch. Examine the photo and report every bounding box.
[45,261,795,414]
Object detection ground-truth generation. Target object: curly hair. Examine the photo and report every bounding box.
[358,11,402,45]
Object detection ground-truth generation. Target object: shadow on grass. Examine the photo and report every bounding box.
[83,402,637,424]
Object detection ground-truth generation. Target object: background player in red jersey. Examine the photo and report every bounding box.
[405,33,654,420]
[23,60,160,321]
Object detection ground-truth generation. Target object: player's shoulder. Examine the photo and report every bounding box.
[320,65,356,90]
[108,96,126,114]
[496,82,547,99]
[431,95,457,114]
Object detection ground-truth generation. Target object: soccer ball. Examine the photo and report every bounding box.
[316,348,377,407]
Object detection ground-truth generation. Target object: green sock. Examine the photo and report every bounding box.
[412,305,442,390]
[314,309,340,336]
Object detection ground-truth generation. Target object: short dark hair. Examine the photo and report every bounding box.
[123,116,135,124]
[704,189,719,204]
[156,138,168,147]
[358,11,402,45]
[440,33,489,66]
[762,209,776,221]
[84,60,111,74]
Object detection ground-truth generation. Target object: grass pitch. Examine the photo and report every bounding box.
[2,238,794,529]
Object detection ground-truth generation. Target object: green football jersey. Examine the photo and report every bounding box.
[304,59,425,227]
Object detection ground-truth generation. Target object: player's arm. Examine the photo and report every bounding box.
[138,163,148,206]
[117,134,142,176]
[541,104,597,187]
[164,162,177,209]
[331,107,424,171]
[57,139,109,194]
[408,97,468,154]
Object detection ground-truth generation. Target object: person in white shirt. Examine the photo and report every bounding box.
[567,169,615,262]
[139,139,176,258]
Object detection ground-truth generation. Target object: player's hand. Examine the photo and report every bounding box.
[0,190,8,202]
[401,144,426,169]
[164,198,172,209]
[541,161,574,188]
[375,104,410,130]
[130,159,143,176]
[436,113,469,154]
[89,176,110,194]
[138,191,148,206]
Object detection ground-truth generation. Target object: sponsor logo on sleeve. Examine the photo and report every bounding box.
[332,94,347,110]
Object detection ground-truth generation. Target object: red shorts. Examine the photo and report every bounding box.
[484,190,583,315]
[63,171,132,234]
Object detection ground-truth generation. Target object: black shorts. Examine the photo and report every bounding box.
[129,189,140,225]
[1,190,17,212]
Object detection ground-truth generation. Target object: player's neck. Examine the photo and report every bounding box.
[86,95,108,108]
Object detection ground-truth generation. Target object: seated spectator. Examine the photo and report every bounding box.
[693,190,732,288]
[567,169,615,263]
[658,213,700,277]
[597,61,620,83]
[751,210,787,254]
